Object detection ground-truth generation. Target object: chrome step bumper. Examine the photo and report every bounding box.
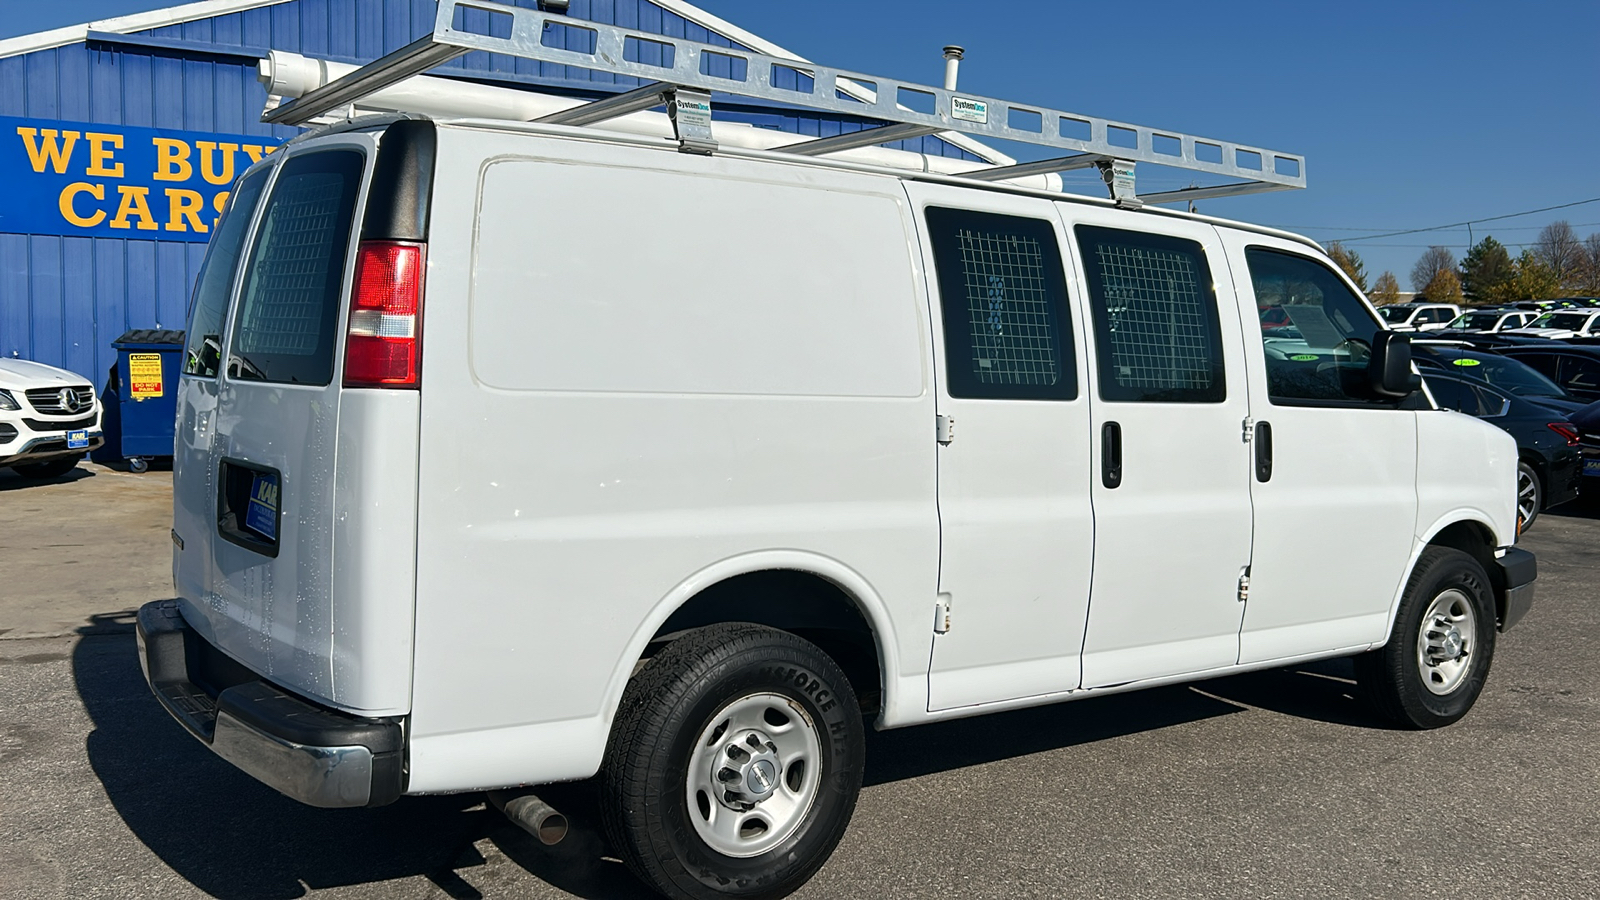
[135,600,405,808]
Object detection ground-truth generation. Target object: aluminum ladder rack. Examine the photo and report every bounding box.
[264,0,1307,207]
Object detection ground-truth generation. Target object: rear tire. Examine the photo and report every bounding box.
[1355,547,1496,729]
[601,623,864,900]
[12,456,80,480]
[1516,461,1542,531]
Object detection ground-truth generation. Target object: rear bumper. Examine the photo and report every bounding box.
[1495,547,1537,633]
[136,600,405,808]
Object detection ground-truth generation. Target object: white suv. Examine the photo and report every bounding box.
[0,359,104,479]
[1378,302,1463,332]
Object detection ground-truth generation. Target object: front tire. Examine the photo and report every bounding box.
[1355,547,1496,729]
[601,623,864,900]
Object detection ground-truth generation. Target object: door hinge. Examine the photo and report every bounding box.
[934,593,953,633]
[1237,566,1251,602]
[1241,417,1254,443]
[936,414,955,445]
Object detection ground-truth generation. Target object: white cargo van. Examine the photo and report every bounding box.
[138,10,1536,900]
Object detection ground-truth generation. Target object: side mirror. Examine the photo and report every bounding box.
[1369,331,1422,399]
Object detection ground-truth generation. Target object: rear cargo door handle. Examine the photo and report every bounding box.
[1102,421,1122,489]
[1255,421,1273,482]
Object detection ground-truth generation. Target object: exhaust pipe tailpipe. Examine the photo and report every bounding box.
[489,790,569,846]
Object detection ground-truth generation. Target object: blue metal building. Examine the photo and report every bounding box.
[0,0,999,384]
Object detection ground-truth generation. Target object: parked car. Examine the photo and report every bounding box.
[1422,372,1580,530]
[1571,401,1600,501]
[1410,341,1587,415]
[1496,344,1600,404]
[0,358,104,479]
[1436,309,1536,335]
[1502,309,1600,340]
[1377,302,1462,332]
[136,112,1534,900]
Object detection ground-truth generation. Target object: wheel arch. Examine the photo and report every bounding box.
[599,551,901,733]
[1386,515,1510,641]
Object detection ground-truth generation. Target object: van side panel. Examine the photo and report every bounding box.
[407,130,939,791]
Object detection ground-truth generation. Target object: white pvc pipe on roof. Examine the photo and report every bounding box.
[259,51,1062,192]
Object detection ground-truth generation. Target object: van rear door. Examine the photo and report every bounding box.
[174,138,372,709]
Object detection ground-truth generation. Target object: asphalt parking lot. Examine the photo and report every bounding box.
[2,464,1598,900]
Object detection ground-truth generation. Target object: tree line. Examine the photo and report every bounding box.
[1325,221,1600,306]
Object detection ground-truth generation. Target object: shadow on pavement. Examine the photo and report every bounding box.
[0,464,95,492]
[74,630,1379,898]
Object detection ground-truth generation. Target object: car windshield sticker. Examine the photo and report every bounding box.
[1452,358,1482,367]
[1290,354,1319,361]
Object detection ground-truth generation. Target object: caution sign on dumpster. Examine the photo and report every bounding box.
[128,353,163,399]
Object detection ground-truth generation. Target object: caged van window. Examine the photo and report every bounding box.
[1076,225,1226,403]
[925,207,1077,401]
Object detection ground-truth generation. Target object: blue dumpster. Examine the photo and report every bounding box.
[104,329,184,473]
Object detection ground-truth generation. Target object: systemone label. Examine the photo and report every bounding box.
[951,97,988,124]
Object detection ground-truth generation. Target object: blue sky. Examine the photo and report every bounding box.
[5,0,1597,285]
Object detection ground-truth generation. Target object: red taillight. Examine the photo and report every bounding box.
[1547,422,1580,446]
[344,241,425,387]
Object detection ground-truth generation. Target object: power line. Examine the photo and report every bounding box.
[1335,197,1600,243]
[1283,221,1600,234]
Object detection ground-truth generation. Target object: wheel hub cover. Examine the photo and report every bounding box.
[718,731,782,809]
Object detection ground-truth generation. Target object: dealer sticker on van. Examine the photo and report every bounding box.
[245,472,279,541]
[67,429,88,449]
[951,97,988,124]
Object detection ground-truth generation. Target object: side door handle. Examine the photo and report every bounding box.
[1102,421,1122,489]
[1255,421,1273,482]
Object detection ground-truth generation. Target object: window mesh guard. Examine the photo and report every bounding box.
[236,173,346,357]
[1092,244,1213,390]
[957,228,1060,386]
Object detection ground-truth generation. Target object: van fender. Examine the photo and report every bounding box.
[597,550,907,736]
[1377,511,1503,646]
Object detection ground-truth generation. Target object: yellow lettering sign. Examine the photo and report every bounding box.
[195,141,239,186]
[58,182,107,227]
[17,127,79,174]
[241,144,275,164]
[85,132,124,177]
[165,188,208,233]
[152,137,192,181]
[211,190,231,230]
[110,185,158,231]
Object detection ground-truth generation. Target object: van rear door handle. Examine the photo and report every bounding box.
[1101,421,1122,489]
[1255,421,1273,482]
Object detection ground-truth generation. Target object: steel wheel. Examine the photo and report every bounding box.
[1415,588,1478,696]
[1516,462,1541,530]
[686,692,822,859]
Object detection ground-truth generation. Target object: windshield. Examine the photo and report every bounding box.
[1530,312,1589,330]
[1378,307,1414,323]
[1441,353,1570,399]
[1451,312,1503,330]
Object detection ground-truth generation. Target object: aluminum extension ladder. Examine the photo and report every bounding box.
[263,0,1307,207]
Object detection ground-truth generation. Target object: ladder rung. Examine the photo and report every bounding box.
[964,153,1113,182]
[534,81,671,127]
[786,123,944,157]
[264,35,467,125]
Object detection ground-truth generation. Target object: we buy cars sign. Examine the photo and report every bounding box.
[0,115,282,241]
